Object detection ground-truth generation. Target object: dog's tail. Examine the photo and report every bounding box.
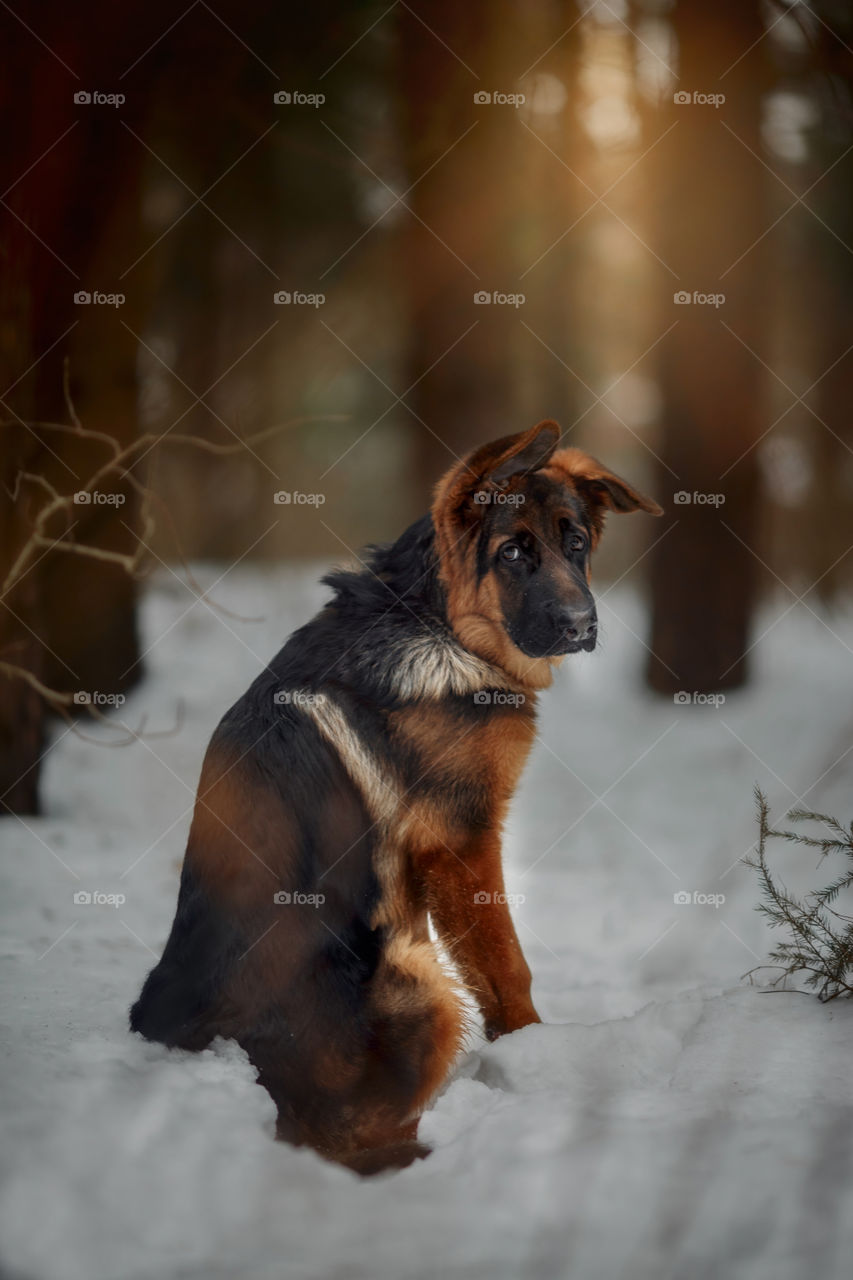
[376,930,469,1103]
[303,929,469,1175]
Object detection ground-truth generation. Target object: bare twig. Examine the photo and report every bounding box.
[2,371,347,741]
[2,408,346,601]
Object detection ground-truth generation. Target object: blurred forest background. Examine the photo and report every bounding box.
[1,0,852,813]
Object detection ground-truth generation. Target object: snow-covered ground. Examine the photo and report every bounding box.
[2,564,853,1280]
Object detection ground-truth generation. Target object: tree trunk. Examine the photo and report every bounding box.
[514,1,586,435]
[398,0,527,497]
[646,0,770,694]
[0,1,164,810]
[807,5,853,604]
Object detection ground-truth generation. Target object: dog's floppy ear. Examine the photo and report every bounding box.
[482,419,561,485]
[551,447,662,541]
[432,420,561,533]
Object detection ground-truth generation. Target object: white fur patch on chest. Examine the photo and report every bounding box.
[383,631,514,701]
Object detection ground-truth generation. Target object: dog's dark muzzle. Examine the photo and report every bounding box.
[559,606,597,654]
[512,600,598,658]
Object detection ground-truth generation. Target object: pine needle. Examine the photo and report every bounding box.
[743,787,853,1001]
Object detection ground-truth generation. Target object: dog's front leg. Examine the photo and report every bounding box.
[417,836,540,1041]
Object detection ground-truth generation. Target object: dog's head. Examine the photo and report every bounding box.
[431,421,662,689]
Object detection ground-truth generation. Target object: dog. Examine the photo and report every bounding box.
[130,420,661,1174]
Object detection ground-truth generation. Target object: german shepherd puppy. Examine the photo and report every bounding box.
[130,421,661,1174]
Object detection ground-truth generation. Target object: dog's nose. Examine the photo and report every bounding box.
[561,607,596,641]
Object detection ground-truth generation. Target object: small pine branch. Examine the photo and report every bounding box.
[744,787,853,1002]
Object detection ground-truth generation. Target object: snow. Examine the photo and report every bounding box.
[2,565,853,1280]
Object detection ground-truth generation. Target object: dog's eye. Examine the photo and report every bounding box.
[567,533,586,554]
[500,543,521,563]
